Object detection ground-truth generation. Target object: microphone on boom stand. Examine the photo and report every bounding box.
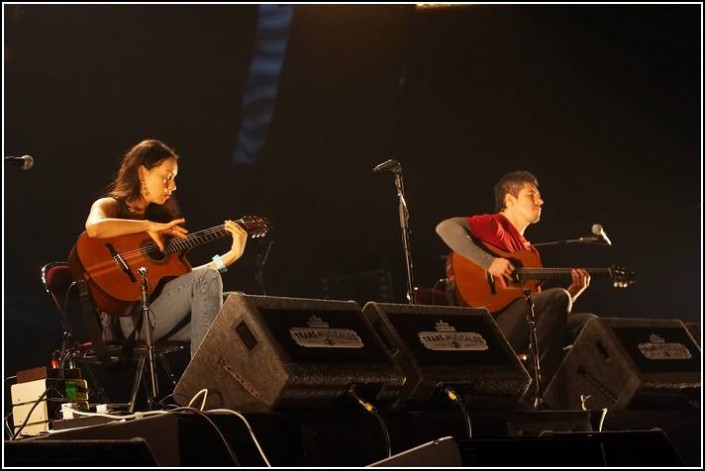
[533,223,613,247]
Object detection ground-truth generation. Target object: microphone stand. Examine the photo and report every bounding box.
[533,236,599,247]
[391,167,417,304]
[255,240,274,295]
[524,289,543,409]
[138,267,159,409]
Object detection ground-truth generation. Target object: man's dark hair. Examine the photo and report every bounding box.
[494,170,539,212]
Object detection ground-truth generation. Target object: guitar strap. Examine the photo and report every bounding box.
[76,280,111,365]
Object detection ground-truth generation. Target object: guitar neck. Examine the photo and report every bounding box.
[516,268,613,283]
[163,224,229,255]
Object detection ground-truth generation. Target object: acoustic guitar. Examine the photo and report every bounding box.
[446,241,635,313]
[68,216,271,316]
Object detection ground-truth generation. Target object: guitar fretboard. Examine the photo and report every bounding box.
[163,225,228,255]
[516,268,613,283]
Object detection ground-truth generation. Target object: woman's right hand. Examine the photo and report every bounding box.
[147,218,188,252]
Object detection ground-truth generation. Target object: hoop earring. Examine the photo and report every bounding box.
[141,180,150,197]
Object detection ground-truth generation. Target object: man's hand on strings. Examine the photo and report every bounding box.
[567,268,591,302]
[488,257,515,285]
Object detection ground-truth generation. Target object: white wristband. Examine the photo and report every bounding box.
[212,254,227,273]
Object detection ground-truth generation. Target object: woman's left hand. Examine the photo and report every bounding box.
[224,219,248,260]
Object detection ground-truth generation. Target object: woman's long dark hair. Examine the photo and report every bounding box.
[107,139,181,222]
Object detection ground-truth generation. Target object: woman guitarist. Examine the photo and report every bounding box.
[81,139,248,357]
[436,170,597,394]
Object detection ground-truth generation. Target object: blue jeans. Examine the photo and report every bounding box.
[119,268,224,356]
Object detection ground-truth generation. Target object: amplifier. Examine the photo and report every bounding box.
[174,294,406,412]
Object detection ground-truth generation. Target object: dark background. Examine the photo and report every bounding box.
[3,5,701,383]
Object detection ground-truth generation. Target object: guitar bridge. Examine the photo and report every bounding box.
[107,243,137,282]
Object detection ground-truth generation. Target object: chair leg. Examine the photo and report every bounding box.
[157,352,177,386]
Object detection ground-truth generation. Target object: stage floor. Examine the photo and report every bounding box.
[5,405,700,467]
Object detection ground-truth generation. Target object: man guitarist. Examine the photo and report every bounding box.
[78,139,249,357]
[436,170,597,393]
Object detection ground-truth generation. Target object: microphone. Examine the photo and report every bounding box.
[591,223,612,246]
[373,159,401,173]
[4,155,34,170]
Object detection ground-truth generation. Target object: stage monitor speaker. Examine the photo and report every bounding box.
[683,321,700,346]
[367,436,462,467]
[362,302,531,409]
[369,430,682,467]
[542,317,701,410]
[28,411,248,466]
[453,429,682,467]
[174,294,406,412]
[506,410,592,437]
[4,438,160,466]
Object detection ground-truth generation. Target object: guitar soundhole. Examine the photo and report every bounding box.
[143,243,167,262]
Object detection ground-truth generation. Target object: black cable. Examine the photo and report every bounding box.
[598,439,608,466]
[157,392,190,409]
[205,409,272,466]
[59,281,85,362]
[371,411,392,459]
[348,387,392,459]
[4,411,15,439]
[170,406,241,466]
[54,285,110,403]
[444,386,472,439]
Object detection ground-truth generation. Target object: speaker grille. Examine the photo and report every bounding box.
[362,302,531,408]
[174,294,406,412]
[542,317,701,410]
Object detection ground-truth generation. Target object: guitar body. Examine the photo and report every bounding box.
[69,231,192,316]
[447,243,543,314]
[447,240,635,314]
[67,215,271,317]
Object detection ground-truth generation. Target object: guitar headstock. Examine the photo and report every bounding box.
[237,215,272,239]
[610,266,636,288]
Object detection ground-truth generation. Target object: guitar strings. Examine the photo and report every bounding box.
[517,268,612,274]
[106,216,268,263]
[81,226,229,281]
[117,224,228,259]
[87,218,268,280]
[516,268,613,281]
